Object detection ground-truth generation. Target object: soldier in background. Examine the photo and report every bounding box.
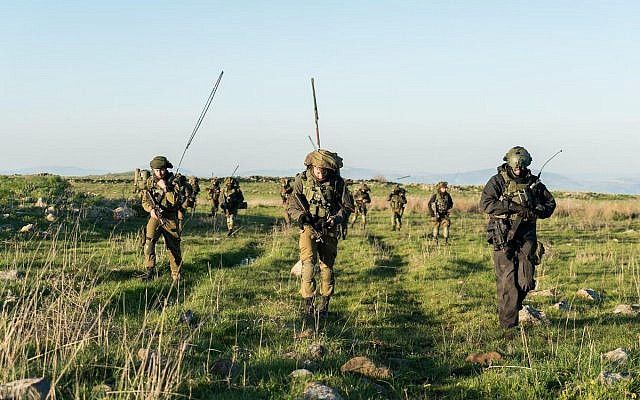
[140,156,191,282]
[480,146,556,331]
[387,184,407,231]
[221,177,246,236]
[428,181,454,244]
[188,176,200,211]
[208,178,221,217]
[287,149,353,318]
[280,178,293,227]
[350,183,372,229]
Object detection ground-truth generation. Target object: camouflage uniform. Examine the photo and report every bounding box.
[428,181,454,244]
[221,177,246,236]
[350,183,371,228]
[480,147,556,329]
[280,178,293,226]
[141,156,191,281]
[187,176,200,209]
[208,178,221,217]
[286,150,353,317]
[387,184,407,231]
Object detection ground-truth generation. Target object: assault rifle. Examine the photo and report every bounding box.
[146,189,168,226]
[293,193,323,242]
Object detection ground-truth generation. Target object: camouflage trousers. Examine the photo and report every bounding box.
[493,239,537,328]
[350,205,367,227]
[226,212,237,231]
[432,216,450,239]
[144,217,182,280]
[391,210,403,230]
[299,226,338,298]
[210,200,219,216]
[283,207,291,227]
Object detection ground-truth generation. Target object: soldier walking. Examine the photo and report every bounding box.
[140,156,190,282]
[480,146,556,331]
[387,184,407,231]
[280,178,293,227]
[208,178,221,217]
[350,183,372,229]
[428,181,454,244]
[221,177,246,236]
[287,149,353,317]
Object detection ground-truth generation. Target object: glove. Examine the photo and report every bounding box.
[298,214,310,225]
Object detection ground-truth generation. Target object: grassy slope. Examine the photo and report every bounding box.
[1,179,639,399]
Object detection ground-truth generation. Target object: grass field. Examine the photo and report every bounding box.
[1,175,640,399]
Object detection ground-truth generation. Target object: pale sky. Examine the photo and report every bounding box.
[1,1,638,177]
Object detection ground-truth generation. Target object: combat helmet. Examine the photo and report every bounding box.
[224,177,239,188]
[150,156,173,169]
[503,147,532,169]
[304,149,343,171]
[437,181,448,189]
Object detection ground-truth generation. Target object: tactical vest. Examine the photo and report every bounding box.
[434,193,449,213]
[301,171,342,219]
[147,175,182,214]
[389,191,406,211]
[499,169,535,208]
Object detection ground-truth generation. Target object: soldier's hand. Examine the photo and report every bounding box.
[157,179,167,191]
[298,214,310,225]
[150,209,159,220]
[517,208,536,220]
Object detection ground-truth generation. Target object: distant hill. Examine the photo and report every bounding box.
[2,165,639,194]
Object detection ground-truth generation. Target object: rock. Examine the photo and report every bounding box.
[19,224,35,233]
[303,382,343,400]
[465,351,502,365]
[613,304,640,316]
[529,288,558,298]
[551,301,570,312]
[84,206,112,221]
[576,288,602,302]
[113,206,136,221]
[34,198,47,208]
[340,356,392,379]
[0,377,51,399]
[519,305,549,325]
[602,348,629,364]
[45,213,57,222]
[309,343,326,360]
[0,270,25,281]
[211,358,239,378]
[599,371,633,385]
[291,260,303,277]
[295,329,314,340]
[45,206,57,215]
[289,369,313,379]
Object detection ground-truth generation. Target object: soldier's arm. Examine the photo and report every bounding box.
[335,181,354,220]
[141,190,153,213]
[480,175,518,216]
[427,194,436,216]
[286,174,305,222]
[447,193,454,210]
[534,183,556,219]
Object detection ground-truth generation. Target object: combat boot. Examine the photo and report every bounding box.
[318,296,330,318]
[227,228,233,237]
[140,267,156,282]
[303,297,315,317]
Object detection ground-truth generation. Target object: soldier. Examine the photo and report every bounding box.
[387,184,407,231]
[480,146,556,331]
[140,156,191,282]
[221,177,246,236]
[428,181,454,244]
[350,183,372,229]
[208,177,221,217]
[187,176,200,210]
[287,149,353,317]
[280,178,293,227]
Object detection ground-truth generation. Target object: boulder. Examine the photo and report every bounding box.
[0,378,50,399]
[529,288,558,298]
[0,270,25,281]
[291,260,303,277]
[551,301,570,312]
[576,288,602,302]
[19,224,35,234]
[340,356,392,379]
[613,304,640,316]
[519,305,549,325]
[602,348,629,364]
[599,371,633,385]
[289,369,313,379]
[303,382,343,400]
[465,351,502,365]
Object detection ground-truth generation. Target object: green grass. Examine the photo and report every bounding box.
[1,176,639,399]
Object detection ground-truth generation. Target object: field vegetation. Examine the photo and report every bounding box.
[1,175,639,399]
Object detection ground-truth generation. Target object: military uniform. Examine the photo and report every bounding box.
[208,178,221,217]
[480,147,556,329]
[350,183,371,228]
[387,185,407,231]
[428,181,454,244]
[286,149,353,317]
[280,178,293,226]
[141,156,191,282]
[221,177,246,236]
[187,176,200,209]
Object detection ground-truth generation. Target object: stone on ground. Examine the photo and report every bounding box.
[602,348,629,364]
[340,356,392,379]
[465,351,502,365]
[303,382,343,400]
[551,301,570,311]
[289,369,313,379]
[613,304,640,316]
[0,378,50,399]
[599,371,633,385]
[19,224,35,233]
[576,288,602,302]
[519,305,549,325]
[291,260,303,277]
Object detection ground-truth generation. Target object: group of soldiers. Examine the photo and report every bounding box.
[134,145,555,330]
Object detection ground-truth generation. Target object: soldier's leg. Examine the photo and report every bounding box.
[299,226,318,301]
[361,210,367,228]
[493,249,520,328]
[397,212,403,230]
[318,236,338,316]
[284,210,291,227]
[432,220,440,240]
[391,212,396,230]
[516,240,537,294]
[161,220,182,281]
[143,218,162,278]
[442,218,451,243]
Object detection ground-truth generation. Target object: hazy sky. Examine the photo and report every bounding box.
[1,1,638,177]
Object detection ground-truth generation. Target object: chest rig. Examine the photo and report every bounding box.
[499,169,536,209]
[435,193,449,213]
[302,172,340,220]
[147,175,182,213]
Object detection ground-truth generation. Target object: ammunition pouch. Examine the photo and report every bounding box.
[487,217,510,251]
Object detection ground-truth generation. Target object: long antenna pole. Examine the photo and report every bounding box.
[311,77,321,149]
[176,70,224,172]
[538,149,563,177]
[231,165,239,177]
[307,135,318,150]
